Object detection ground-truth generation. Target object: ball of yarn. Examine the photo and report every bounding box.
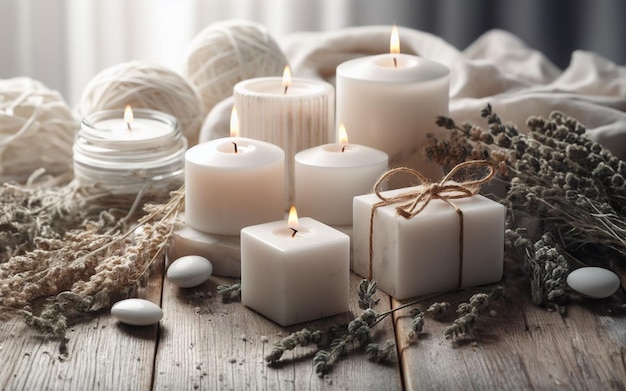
[199,96,233,143]
[182,19,288,116]
[0,77,77,182]
[79,61,203,146]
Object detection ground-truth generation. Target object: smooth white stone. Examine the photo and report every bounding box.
[566,267,621,299]
[167,255,213,288]
[111,298,163,326]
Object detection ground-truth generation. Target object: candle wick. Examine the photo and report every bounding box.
[126,121,132,131]
[393,56,397,68]
[232,141,238,154]
[290,228,298,237]
[283,85,288,95]
[341,145,347,153]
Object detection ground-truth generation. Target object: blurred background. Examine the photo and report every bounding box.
[1,0,624,106]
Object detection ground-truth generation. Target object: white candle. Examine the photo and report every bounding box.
[336,26,449,185]
[352,185,506,300]
[294,124,388,225]
[93,105,173,142]
[241,206,350,326]
[184,108,285,236]
[73,106,186,194]
[234,66,334,204]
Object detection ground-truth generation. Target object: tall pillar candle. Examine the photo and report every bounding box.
[184,109,285,235]
[294,124,388,226]
[234,66,334,205]
[336,26,449,186]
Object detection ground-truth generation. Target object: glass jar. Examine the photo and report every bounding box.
[73,108,186,195]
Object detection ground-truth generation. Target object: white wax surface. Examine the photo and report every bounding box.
[234,77,334,205]
[295,143,388,225]
[236,77,330,96]
[241,217,350,326]
[336,53,449,185]
[185,137,285,236]
[95,118,173,141]
[353,186,506,299]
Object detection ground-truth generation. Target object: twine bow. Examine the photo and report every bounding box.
[368,160,496,287]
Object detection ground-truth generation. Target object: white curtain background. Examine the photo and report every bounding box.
[0,0,624,107]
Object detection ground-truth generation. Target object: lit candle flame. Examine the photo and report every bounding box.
[288,205,299,236]
[338,123,349,152]
[390,25,400,54]
[230,106,240,138]
[282,65,292,95]
[124,104,134,130]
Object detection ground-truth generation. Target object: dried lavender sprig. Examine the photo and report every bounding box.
[313,309,377,376]
[216,282,241,303]
[265,328,327,363]
[4,186,185,337]
[365,341,396,363]
[444,286,505,340]
[358,279,380,309]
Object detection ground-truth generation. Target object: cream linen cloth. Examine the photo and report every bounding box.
[281,26,626,160]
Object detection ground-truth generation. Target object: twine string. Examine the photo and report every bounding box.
[367,160,496,284]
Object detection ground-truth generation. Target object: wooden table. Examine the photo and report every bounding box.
[1,257,625,390]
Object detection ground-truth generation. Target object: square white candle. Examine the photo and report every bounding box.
[353,186,506,300]
[241,217,350,326]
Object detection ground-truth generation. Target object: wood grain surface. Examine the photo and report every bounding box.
[0,258,624,390]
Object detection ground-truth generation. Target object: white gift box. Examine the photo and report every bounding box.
[353,186,506,300]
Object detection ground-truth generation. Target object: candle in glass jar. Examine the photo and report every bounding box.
[234,66,334,204]
[184,108,285,235]
[73,106,186,194]
[241,206,350,326]
[294,124,388,225]
[336,25,450,184]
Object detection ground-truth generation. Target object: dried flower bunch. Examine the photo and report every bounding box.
[0,179,85,264]
[425,104,626,310]
[216,278,400,376]
[265,306,394,377]
[0,181,184,337]
[257,280,503,376]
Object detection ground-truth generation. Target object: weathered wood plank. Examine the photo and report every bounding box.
[0,259,164,390]
[394,265,626,390]
[153,273,403,390]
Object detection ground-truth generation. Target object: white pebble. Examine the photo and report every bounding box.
[167,255,213,288]
[111,299,163,326]
[566,267,621,299]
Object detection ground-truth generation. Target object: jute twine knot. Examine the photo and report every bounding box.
[368,160,496,285]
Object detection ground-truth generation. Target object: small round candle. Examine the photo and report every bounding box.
[234,66,334,204]
[184,108,285,236]
[336,26,449,184]
[73,106,186,194]
[295,124,388,225]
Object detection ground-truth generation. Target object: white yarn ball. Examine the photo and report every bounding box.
[79,61,203,146]
[0,77,77,183]
[183,19,288,116]
[199,96,233,143]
